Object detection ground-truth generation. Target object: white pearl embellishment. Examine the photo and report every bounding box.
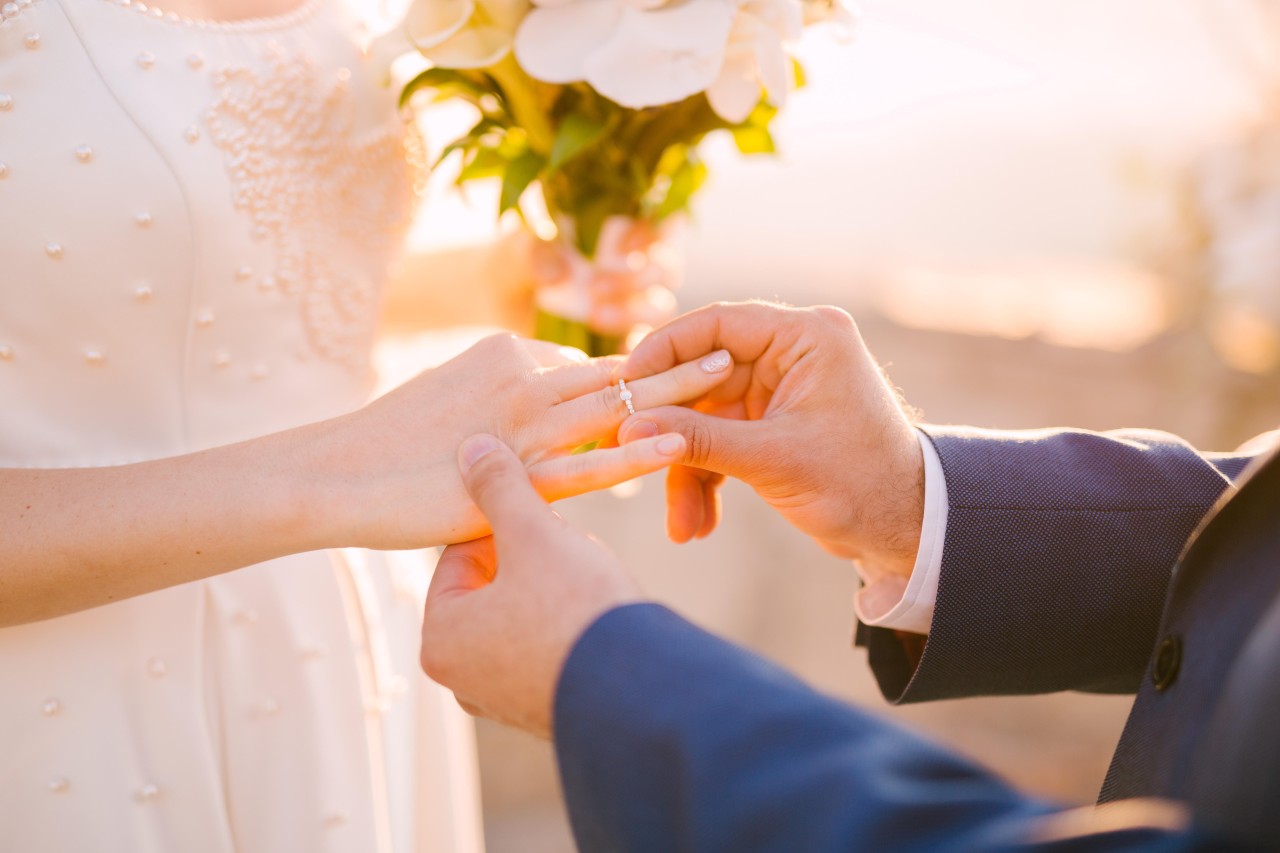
[183,125,200,144]
[187,53,203,70]
[74,145,93,163]
[0,163,9,179]
[135,211,153,227]
[84,349,105,365]
[250,363,269,380]
[195,309,215,328]
[24,32,40,49]
[135,784,161,802]
[0,93,12,110]
[41,698,61,716]
[45,242,63,260]
[0,346,13,361]
[235,266,252,281]
[134,284,153,301]
[212,349,231,368]
[47,777,70,794]
[146,657,167,678]
[1,4,19,19]
[136,51,156,70]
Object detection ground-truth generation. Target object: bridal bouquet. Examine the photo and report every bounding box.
[385,0,855,353]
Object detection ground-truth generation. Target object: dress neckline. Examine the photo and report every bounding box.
[96,0,323,32]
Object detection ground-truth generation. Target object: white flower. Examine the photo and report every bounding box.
[405,0,531,69]
[709,0,803,122]
[514,0,804,123]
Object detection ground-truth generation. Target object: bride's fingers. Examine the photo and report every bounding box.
[529,434,687,502]
[522,338,593,369]
[540,350,734,449]
[540,355,625,401]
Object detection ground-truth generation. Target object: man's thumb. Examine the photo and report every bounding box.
[458,434,552,536]
[617,407,758,478]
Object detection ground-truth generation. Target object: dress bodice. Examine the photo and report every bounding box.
[0,0,416,467]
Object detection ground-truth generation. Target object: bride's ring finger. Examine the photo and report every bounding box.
[542,349,734,448]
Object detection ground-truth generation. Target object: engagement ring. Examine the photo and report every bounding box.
[618,378,635,416]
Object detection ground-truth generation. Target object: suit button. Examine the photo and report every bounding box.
[1152,635,1182,691]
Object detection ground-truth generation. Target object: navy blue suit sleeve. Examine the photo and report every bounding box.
[859,428,1263,703]
[555,604,1242,853]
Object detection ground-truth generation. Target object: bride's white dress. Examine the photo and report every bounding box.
[0,1,483,850]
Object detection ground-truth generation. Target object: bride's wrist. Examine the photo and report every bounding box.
[269,416,371,551]
[288,408,461,551]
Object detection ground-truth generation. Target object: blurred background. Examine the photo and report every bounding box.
[385,0,1280,849]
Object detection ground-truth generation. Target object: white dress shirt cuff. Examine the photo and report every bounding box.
[853,428,948,636]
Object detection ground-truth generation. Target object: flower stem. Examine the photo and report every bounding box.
[487,54,556,156]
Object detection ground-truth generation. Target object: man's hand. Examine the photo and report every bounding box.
[619,302,925,582]
[420,434,651,738]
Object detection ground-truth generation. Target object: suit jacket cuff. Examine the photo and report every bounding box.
[859,426,1240,703]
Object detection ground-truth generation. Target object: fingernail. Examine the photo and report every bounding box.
[623,420,659,442]
[657,434,684,456]
[459,434,502,471]
[701,350,731,373]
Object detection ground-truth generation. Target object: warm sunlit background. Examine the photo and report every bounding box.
[382,1,1280,849]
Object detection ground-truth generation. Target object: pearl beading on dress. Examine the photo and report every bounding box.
[0,0,34,23]
[204,43,416,368]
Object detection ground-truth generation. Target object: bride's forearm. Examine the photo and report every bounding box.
[0,424,344,627]
[0,330,726,627]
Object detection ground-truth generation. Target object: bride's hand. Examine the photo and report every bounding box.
[311,333,734,549]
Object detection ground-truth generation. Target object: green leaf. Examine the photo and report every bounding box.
[456,146,509,184]
[730,101,780,155]
[571,194,615,257]
[731,123,776,154]
[792,57,808,91]
[435,117,503,169]
[499,148,546,214]
[548,113,609,171]
[399,67,496,112]
[655,152,707,221]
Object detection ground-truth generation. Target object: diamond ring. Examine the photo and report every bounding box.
[618,378,635,416]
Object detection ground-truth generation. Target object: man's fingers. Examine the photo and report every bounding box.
[618,406,761,480]
[426,538,498,605]
[458,435,556,545]
[696,471,724,540]
[625,301,801,378]
[530,433,687,502]
[542,350,734,449]
[455,695,486,719]
[664,466,725,543]
[665,465,705,544]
